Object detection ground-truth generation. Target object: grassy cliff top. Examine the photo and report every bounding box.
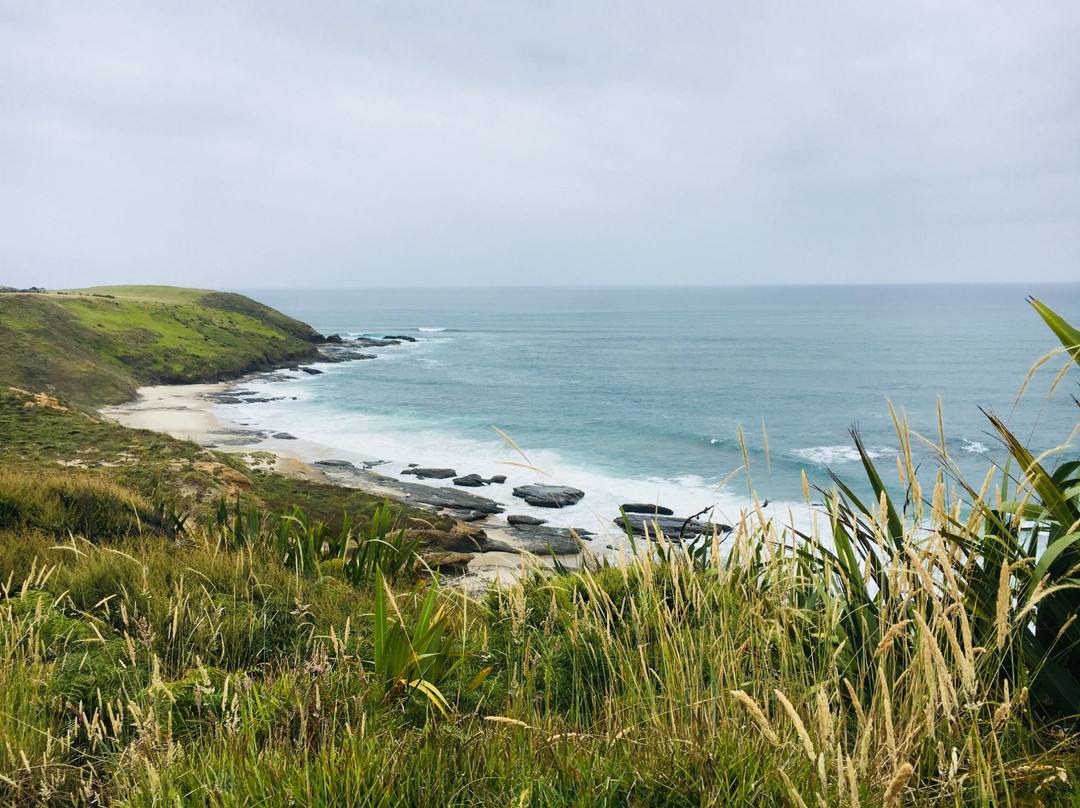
[0,286,324,409]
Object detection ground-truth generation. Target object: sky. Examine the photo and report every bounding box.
[1,2,1078,289]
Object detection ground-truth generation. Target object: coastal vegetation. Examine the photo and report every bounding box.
[0,290,1079,805]
[0,286,324,410]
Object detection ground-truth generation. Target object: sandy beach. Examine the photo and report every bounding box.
[100,380,582,589]
[101,382,338,484]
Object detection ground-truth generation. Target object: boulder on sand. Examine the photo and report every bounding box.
[512,484,584,508]
[508,514,546,526]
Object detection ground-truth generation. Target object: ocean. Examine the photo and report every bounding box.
[225,284,1080,539]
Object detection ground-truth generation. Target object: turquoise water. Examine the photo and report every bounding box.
[230,285,1080,532]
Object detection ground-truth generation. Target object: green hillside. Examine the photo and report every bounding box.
[0,286,324,409]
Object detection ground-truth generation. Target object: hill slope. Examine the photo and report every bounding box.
[0,286,324,409]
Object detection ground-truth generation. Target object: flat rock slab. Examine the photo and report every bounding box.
[349,337,404,347]
[401,467,457,480]
[620,503,675,516]
[450,509,489,522]
[616,514,732,541]
[317,346,378,362]
[314,459,356,469]
[507,514,547,526]
[314,461,503,514]
[507,524,591,555]
[512,484,585,508]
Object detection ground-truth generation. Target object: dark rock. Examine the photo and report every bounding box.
[383,335,418,342]
[615,514,732,541]
[453,474,486,487]
[314,459,357,469]
[401,467,457,480]
[486,475,507,484]
[508,514,547,526]
[300,367,324,375]
[315,465,503,515]
[503,525,589,555]
[213,428,264,438]
[317,346,378,362]
[209,396,243,404]
[272,432,298,440]
[512,484,585,508]
[450,510,488,523]
[324,334,344,344]
[620,503,675,516]
[360,460,387,469]
[350,337,401,347]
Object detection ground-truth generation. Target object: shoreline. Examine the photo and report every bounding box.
[99,379,600,589]
[100,381,338,484]
[99,373,811,554]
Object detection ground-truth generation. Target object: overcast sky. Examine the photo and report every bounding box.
[1,2,1078,289]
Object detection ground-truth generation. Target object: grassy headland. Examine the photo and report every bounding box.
[0,286,324,410]
[1,288,1079,805]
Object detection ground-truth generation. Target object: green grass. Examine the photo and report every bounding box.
[1,292,1079,805]
[0,287,322,409]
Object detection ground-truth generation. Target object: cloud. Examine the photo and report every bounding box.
[1,1,1078,287]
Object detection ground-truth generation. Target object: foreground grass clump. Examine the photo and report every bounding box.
[1,297,1079,806]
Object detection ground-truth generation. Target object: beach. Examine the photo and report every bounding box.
[101,382,338,484]
[100,380,596,589]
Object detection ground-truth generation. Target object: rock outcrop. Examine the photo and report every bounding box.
[512,484,584,508]
[314,461,503,514]
[616,514,732,541]
[401,467,457,480]
[620,503,675,516]
[506,524,591,555]
[453,474,486,487]
[454,473,508,487]
[507,514,547,526]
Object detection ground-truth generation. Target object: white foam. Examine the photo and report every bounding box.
[418,327,448,332]
[214,383,815,545]
[962,440,989,454]
[792,444,898,466]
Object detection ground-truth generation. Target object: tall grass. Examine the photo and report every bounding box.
[1,298,1079,805]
